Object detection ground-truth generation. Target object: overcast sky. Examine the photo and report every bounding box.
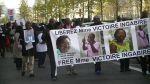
[4,0,35,12]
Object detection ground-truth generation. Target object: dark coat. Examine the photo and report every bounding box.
[19,27,35,56]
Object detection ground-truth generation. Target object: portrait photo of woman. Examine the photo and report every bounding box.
[55,34,80,58]
[109,28,133,72]
[78,32,103,57]
[109,28,133,53]
[56,35,71,54]
[136,25,149,49]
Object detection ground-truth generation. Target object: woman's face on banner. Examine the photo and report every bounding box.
[116,30,126,42]
[60,38,70,53]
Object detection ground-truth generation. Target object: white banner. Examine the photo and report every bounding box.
[24,29,35,43]
[50,18,150,67]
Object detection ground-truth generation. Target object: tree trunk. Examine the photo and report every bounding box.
[88,0,90,21]
[59,0,61,21]
[45,0,47,22]
[115,0,119,20]
[82,2,85,23]
[140,0,143,18]
[100,0,103,21]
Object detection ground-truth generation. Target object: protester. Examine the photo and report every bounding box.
[0,25,6,58]
[32,23,39,61]
[46,19,57,80]
[90,15,102,75]
[73,19,81,28]
[5,22,12,52]
[138,11,150,76]
[62,18,77,75]
[36,25,47,68]
[20,21,35,77]
[63,18,74,29]
[56,35,77,75]
[13,26,22,70]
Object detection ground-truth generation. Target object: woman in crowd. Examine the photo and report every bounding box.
[20,21,35,77]
[13,26,22,70]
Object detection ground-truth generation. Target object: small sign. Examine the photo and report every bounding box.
[8,9,14,16]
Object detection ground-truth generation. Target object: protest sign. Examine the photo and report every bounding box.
[50,18,150,67]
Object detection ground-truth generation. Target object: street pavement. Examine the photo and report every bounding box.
[0,52,150,84]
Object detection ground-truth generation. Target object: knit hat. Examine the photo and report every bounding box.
[93,15,100,19]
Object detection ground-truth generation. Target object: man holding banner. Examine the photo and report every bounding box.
[46,18,58,80]
[139,11,150,76]
[61,18,78,75]
[90,15,102,75]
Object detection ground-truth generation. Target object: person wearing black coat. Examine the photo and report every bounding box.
[0,25,6,58]
[46,19,57,80]
[20,21,35,77]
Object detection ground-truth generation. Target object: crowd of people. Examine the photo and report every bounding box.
[0,11,150,81]
[0,18,83,80]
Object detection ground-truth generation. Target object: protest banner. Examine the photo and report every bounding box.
[24,29,35,43]
[7,9,14,21]
[23,28,35,50]
[50,18,150,67]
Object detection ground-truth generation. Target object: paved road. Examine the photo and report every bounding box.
[0,52,150,84]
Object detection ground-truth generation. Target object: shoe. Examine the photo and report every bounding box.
[72,71,78,75]
[13,58,16,63]
[95,71,101,75]
[21,72,25,76]
[66,71,72,75]
[38,65,45,68]
[1,53,5,58]
[17,67,21,70]
[142,72,147,76]
[124,68,131,72]
[1,54,5,58]
[148,70,150,74]
[29,74,35,77]
[51,77,57,81]
[147,76,150,79]
[120,69,125,72]
[125,69,131,72]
